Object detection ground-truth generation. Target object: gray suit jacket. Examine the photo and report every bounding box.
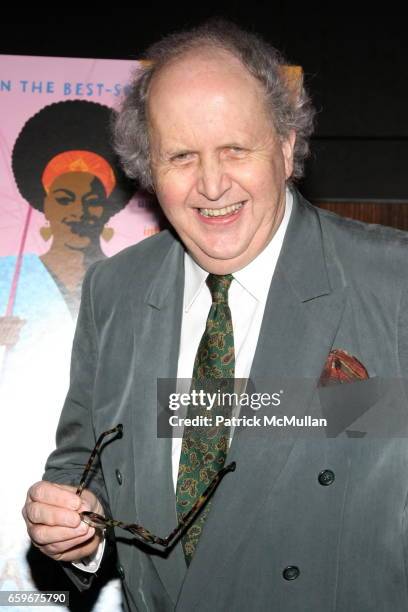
[44,188,408,611]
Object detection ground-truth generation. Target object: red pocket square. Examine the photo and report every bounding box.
[319,349,369,386]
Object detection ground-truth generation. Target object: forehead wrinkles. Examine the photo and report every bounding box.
[147,52,272,150]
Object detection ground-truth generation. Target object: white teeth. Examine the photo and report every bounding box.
[199,202,245,217]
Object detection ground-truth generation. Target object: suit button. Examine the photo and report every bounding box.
[318,469,335,486]
[115,469,123,485]
[117,564,125,580]
[283,566,300,581]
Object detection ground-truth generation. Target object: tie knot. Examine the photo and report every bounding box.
[206,273,233,304]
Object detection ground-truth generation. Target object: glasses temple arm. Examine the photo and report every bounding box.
[76,424,123,496]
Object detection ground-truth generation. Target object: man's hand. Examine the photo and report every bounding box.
[22,481,105,562]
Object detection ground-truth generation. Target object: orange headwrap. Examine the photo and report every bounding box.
[42,150,116,197]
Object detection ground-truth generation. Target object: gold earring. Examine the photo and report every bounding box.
[40,224,52,241]
[102,226,114,242]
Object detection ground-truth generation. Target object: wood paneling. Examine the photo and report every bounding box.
[314,202,408,232]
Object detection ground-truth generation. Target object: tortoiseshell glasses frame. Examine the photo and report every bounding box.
[75,424,236,549]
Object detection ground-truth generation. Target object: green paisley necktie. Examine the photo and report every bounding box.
[176,273,235,565]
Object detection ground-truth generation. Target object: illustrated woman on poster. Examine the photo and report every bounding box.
[0,100,135,364]
[8,99,134,310]
[0,100,134,594]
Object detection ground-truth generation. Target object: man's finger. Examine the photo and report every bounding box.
[28,481,81,510]
[25,500,81,528]
[31,528,99,562]
[32,527,96,552]
[50,534,101,563]
[28,521,93,546]
[40,528,96,556]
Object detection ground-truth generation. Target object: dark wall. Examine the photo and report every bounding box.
[2,8,407,201]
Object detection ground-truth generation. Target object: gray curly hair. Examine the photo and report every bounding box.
[112,19,316,191]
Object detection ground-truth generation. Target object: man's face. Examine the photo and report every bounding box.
[148,49,296,273]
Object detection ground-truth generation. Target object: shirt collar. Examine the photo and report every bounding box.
[183,186,293,310]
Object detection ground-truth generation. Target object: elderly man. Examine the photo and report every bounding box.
[23,19,408,612]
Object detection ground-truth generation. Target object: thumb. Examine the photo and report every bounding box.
[78,489,105,516]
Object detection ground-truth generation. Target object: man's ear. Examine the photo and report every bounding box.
[281,129,296,179]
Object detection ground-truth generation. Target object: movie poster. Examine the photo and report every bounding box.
[0,55,161,611]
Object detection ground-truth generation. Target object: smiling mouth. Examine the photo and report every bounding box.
[198,201,245,217]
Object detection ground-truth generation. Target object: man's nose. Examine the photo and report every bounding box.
[196,157,232,201]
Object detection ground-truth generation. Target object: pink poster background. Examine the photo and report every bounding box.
[0,55,161,611]
[0,54,160,260]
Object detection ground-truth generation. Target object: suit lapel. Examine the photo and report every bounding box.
[129,235,187,604]
[177,190,349,608]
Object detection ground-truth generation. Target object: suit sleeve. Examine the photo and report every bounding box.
[42,262,114,591]
[398,284,408,379]
[397,282,408,594]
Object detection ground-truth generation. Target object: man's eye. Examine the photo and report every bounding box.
[171,152,193,162]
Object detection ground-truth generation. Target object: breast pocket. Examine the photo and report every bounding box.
[318,377,383,437]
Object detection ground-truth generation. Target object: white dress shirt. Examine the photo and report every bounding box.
[74,187,293,572]
[172,187,293,489]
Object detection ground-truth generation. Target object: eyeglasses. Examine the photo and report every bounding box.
[76,424,236,549]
